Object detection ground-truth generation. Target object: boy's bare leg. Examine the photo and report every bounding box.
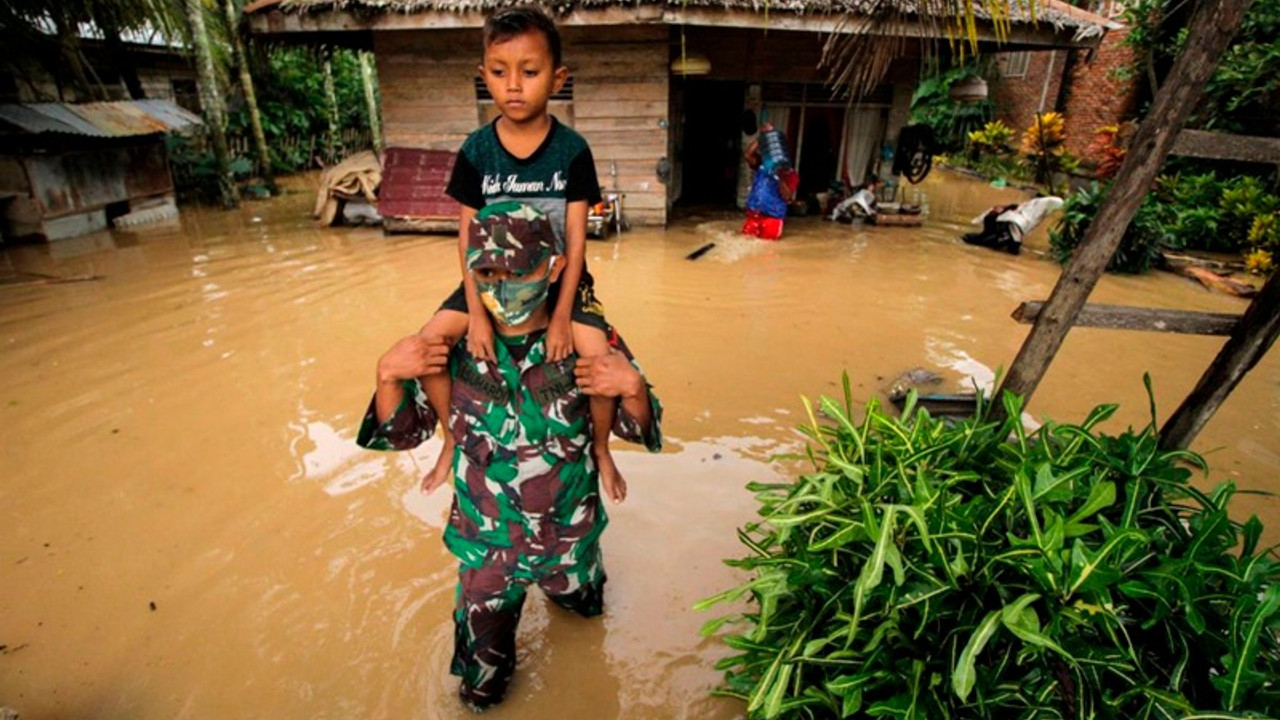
[418,309,468,493]
[573,323,625,503]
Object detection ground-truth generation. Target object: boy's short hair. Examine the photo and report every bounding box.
[483,7,563,69]
[466,201,557,272]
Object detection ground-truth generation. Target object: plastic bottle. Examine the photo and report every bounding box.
[758,127,791,173]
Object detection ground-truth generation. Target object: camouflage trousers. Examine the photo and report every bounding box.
[451,542,606,709]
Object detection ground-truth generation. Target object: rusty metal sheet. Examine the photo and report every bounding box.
[132,99,203,132]
[122,143,175,198]
[64,102,170,137]
[379,148,459,220]
[0,100,202,138]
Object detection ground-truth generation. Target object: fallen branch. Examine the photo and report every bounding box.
[1167,263,1257,298]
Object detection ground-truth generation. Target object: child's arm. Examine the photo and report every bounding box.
[455,205,495,362]
[546,200,589,362]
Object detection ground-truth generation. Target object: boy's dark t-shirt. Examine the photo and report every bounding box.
[446,117,603,255]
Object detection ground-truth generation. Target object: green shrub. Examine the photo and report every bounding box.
[699,379,1280,720]
[1222,177,1280,248]
[166,133,255,205]
[968,120,1016,157]
[1050,182,1168,273]
[1051,175,1280,271]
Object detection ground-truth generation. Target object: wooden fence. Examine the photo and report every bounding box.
[226,127,373,169]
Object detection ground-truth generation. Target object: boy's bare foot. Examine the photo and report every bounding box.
[422,436,455,493]
[596,447,627,504]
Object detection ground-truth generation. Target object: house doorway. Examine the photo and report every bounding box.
[676,79,746,206]
[795,106,844,199]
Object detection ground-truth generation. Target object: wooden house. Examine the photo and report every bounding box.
[247,0,1107,226]
[0,100,200,242]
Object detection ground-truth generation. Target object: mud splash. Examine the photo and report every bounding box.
[0,169,1275,719]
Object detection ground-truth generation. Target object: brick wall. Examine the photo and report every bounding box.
[991,29,1139,166]
[1061,28,1139,161]
[991,49,1066,142]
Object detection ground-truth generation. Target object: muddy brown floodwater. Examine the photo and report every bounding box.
[1,169,1276,719]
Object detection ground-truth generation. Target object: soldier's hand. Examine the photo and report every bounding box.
[378,335,450,384]
[574,350,643,398]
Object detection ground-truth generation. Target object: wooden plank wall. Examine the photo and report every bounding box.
[375,29,480,151]
[564,26,669,227]
[373,26,670,226]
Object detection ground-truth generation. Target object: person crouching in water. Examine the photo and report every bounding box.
[962,195,1064,254]
[829,175,882,223]
[358,202,662,711]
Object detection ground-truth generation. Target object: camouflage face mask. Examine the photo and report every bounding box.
[476,262,553,327]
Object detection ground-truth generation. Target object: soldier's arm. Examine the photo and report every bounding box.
[357,335,451,451]
[574,350,662,452]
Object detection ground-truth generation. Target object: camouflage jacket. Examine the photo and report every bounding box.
[357,331,662,568]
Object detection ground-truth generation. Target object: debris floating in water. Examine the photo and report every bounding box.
[1,272,102,288]
[685,242,716,260]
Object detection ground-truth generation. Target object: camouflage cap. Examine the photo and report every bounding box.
[466,201,557,274]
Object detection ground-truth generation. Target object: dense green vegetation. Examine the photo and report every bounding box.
[699,379,1279,719]
[230,46,373,171]
[169,46,374,202]
[1040,0,1280,274]
[908,63,994,154]
[1049,173,1280,274]
[1123,0,1280,138]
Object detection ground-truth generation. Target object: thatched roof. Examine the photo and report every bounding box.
[247,0,1116,37]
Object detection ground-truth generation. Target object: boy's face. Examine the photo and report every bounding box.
[480,30,568,125]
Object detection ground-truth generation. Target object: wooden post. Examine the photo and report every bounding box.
[1159,271,1280,450]
[996,0,1253,412]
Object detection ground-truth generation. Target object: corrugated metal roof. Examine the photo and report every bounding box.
[0,104,81,135]
[0,99,203,137]
[132,99,204,130]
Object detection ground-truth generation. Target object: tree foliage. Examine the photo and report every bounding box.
[1124,0,1280,137]
[229,46,371,169]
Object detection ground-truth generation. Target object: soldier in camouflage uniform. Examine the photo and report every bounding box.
[358,202,662,711]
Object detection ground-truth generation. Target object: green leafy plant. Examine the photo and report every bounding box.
[1050,182,1168,273]
[967,120,1015,157]
[699,378,1280,720]
[910,63,994,153]
[1020,112,1077,190]
[1222,177,1280,247]
[166,133,255,204]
